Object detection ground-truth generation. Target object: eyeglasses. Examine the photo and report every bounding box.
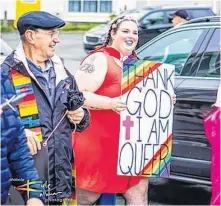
[34,30,60,38]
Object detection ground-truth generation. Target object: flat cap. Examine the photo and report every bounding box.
[170,9,190,20]
[17,11,66,35]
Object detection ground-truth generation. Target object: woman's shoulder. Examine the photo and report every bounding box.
[82,52,108,67]
[86,51,107,62]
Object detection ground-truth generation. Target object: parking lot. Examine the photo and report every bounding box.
[2,31,212,205]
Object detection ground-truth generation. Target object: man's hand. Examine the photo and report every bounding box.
[110,97,126,113]
[25,129,41,155]
[172,94,177,105]
[67,107,85,124]
[27,198,43,205]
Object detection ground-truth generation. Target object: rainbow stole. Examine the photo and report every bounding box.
[10,69,43,141]
[121,58,172,177]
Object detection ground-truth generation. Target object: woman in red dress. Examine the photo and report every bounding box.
[72,16,148,205]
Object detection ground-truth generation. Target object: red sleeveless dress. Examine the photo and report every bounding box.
[73,47,141,193]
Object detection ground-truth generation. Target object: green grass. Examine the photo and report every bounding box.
[0,23,104,33]
[60,23,104,32]
[0,24,14,32]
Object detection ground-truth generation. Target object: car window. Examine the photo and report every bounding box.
[0,39,12,56]
[189,9,214,19]
[196,29,220,78]
[138,29,205,76]
[141,11,164,26]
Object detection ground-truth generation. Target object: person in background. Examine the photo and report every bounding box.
[204,85,221,205]
[1,11,90,205]
[1,82,44,205]
[170,9,190,27]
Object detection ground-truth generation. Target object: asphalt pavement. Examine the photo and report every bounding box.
[2,32,212,205]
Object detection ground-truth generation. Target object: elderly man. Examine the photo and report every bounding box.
[170,9,190,27]
[1,11,89,205]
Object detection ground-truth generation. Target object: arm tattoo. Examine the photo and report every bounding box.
[80,56,96,73]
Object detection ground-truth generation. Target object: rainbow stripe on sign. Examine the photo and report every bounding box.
[122,60,162,95]
[140,134,172,177]
[10,69,43,141]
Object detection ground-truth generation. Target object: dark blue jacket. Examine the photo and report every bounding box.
[1,61,44,204]
[1,46,90,200]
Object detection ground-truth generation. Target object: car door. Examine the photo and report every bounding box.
[172,28,220,181]
[138,11,165,47]
[137,26,219,182]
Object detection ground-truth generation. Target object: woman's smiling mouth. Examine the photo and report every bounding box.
[125,40,133,46]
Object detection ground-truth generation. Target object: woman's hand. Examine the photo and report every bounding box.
[110,97,127,113]
[172,94,177,105]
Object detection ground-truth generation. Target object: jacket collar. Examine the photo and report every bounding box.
[14,41,68,86]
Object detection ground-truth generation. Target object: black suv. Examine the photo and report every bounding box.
[83,6,215,53]
[136,16,220,184]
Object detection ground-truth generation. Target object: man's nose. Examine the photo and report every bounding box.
[54,36,60,43]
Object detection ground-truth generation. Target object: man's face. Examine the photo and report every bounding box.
[32,28,60,59]
[172,16,182,27]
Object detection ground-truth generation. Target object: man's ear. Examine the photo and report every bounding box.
[24,30,36,44]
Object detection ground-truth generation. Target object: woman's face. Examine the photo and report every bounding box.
[111,20,138,57]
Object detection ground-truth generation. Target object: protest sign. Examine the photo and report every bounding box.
[117,59,175,177]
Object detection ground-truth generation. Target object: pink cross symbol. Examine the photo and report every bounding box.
[123,116,134,140]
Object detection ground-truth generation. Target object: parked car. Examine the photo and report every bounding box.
[83,7,153,53]
[137,6,215,47]
[83,6,215,53]
[136,16,220,184]
[0,38,12,64]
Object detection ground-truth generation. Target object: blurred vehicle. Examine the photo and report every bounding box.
[137,6,215,47]
[83,6,215,53]
[136,16,220,184]
[83,8,153,53]
[0,38,12,64]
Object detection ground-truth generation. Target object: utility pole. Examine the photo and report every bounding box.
[3,11,8,27]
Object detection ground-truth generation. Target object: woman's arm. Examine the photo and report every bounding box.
[75,52,112,109]
[75,52,126,112]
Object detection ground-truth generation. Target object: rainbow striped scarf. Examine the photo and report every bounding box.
[10,69,43,141]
